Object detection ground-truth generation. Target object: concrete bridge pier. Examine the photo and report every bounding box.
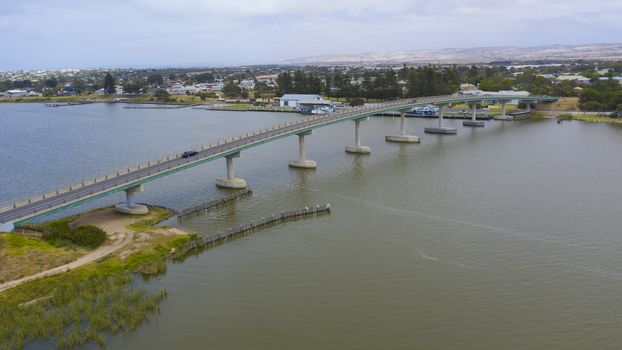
[0,221,15,232]
[345,118,371,154]
[216,152,247,189]
[464,103,485,127]
[115,184,149,215]
[289,131,317,169]
[424,104,457,134]
[385,111,420,143]
[494,102,513,121]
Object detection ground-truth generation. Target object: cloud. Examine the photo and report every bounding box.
[1,0,621,69]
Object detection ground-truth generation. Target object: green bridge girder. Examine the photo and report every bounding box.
[3,94,557,226]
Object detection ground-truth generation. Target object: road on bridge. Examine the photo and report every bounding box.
[0,94,555,227]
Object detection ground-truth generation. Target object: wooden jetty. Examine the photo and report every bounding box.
[176,188,253,218]
[172,203,331,256]
[45,101,94,108]
[123,104,201,110]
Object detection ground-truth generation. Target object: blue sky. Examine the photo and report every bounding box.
[1,0,621,70]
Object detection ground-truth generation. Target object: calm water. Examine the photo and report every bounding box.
[2,103,622,349]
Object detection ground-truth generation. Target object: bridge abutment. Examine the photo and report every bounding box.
[464,103,485,127]
[425,104,457,134]
[0,221,15,232]
[386,111,420,143]
[345,118,371,154]
[115,184,149,215]
[216,152,247,189]
[289,131,317,169]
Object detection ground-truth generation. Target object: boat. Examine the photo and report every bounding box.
[405,104,439,117]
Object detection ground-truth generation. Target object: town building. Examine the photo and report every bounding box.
[556,75,590,84]
[598,76,622,84]
[460,83,477,91]
[238,79,256,90]
[3,89,28,98]
[537,74,556,80]
[279,94,324,108]
[167,84,187,94]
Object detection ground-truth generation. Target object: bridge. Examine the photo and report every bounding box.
[0,94,557,231]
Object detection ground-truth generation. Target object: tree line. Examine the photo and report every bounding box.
[275,66,461,100]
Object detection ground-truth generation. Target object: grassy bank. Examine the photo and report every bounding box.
[0,94,216,105]
[559,114,622,124]
[0,233,86,284]
[528,111,552,119]
[0,207,191,349]
[0,95,92,103]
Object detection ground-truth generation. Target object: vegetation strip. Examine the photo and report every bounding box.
[0,274,166,349]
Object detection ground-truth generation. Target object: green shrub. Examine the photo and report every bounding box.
[27,220,106,249]
[67,226,107,248]
[348,97,365,106]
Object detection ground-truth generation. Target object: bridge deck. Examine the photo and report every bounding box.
[0,94,556,226]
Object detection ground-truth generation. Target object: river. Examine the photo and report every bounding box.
[2,103,622,349]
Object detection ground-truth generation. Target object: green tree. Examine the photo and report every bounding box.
[44,77,59,88]
[223,82,242,97]
[154,88,170,101]
[276,72,293,96]
[306,72,323,94]
[70,80,87,95]
[293,70,308,93]
[192,72,215,83]
[479,77,514,91]
[324,75,333,97]
[254,81,274,95]
[348,97,365,106]
[124,80,146,94]
[147,73,164,86]
[103,73,116,95]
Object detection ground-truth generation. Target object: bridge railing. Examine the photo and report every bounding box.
[0,96,457,215]
[0,94,556,216]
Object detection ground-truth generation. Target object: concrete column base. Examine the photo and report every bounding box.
[385,135,420,143]
[0,221,15,232]
[424,127,457,134]
[345,145,371,154]
[215,177,247,189]
[115,203,149,215]
[289,159,317,169]
[493,115,514,121]
[463,120,485,127]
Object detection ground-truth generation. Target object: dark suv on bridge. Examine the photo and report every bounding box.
[181,151,199,158]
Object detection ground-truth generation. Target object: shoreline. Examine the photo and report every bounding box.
[0,207,189,294]
[0,197,331,348]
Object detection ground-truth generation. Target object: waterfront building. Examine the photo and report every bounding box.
[279,94,323,108]
[3,89,28,98]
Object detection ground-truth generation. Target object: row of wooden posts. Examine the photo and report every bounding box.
[172,204,331,256]
[176,188,253,218]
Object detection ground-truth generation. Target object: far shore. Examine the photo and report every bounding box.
[2,96,621,126]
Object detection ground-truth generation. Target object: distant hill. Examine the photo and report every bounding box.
[282,44,622,65]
